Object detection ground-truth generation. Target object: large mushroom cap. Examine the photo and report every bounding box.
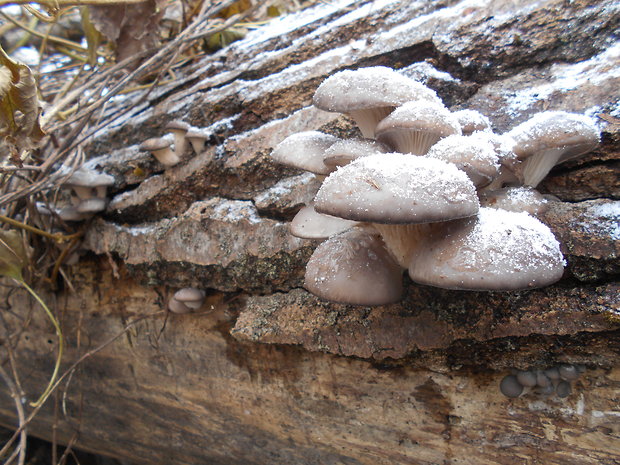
[304,227,403,306]
[314,152,479,224]
[507,111,600,187]
[375,100,461,154]
[313,66,442,138]
[271,131,339,175]
[426,133,500,187]
[313,66,441,112]
[408,207,566,291]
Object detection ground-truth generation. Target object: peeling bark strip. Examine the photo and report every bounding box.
[1,1,619,464]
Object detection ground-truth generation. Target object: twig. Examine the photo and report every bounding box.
[0,365,27,465]
[0,310,163,456]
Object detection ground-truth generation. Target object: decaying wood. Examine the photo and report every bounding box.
[0,0,619,464]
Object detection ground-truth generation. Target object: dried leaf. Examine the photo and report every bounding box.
[0,229,29,280]
[218,0,252,19]
[267,6,281,17]
[0,46,45,155]
[88,0,167,65]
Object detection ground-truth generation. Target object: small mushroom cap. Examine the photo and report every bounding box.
[323,138,390,169]
[516,370,537,387]
[64,166,115,188]
[168,297,192,314]
[536,371,552,388]
[453,109,492,135]
[544,366,561,380]
[165,120,191,132]
[426,133,500,187]
[304,227,403,306]
[558,364,580,381]
[375,100,461,154]
[173,288,206,307]
[500,375,524,398]
[555,380,572,398]
[186,128,209,140]
[313,66,442,113]
[507,111,600,187]
[271,131,339,175]
[408,207,566,291]
[314,153,479,224]
[290,205,358,239]
[140,136,173,152]
[479,186,550,215]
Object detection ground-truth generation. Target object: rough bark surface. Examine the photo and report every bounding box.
[1,1,619,464]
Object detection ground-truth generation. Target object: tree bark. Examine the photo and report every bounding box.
[0,0,619,464]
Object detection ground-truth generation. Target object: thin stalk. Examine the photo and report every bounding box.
[17,279,64,408]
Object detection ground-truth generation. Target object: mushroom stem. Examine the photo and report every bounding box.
[372,223,435,269]
[348,107,393,138]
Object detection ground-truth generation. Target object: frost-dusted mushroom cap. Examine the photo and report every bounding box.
[313,67,442,138]
[507,111,600,187]
[314,153,479,224]
[140,135,174,152]
[65,166,115,188]
[323,138,390,169]
[290,205,358,239]
[453,109,492,135]
[375,101,461,154]
[408,207,566,290]
[479,186,550,215]
[304,227,403,306]
[313,66,441,113]
[426,133,500,187]
[271,131,339,175]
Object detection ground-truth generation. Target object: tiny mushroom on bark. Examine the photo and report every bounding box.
[140,135,180,167]
[168,288,206,314]
[186,127,210,155]
[165,120,191,158]
[63,166,115,213]
[304,227,403,306]
[507,111,600,187]
[500,375,524,398]
[313,66,442,138]
[375,100,461,155]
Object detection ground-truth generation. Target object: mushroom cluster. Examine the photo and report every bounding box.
[37,165,115,222]
[271,66,600,306]
[500,364,586,399]
[140,120,211,167]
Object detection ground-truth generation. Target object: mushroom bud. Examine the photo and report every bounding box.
[168,288,206,314]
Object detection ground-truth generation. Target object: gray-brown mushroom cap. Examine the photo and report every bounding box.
[314,153,479,224]
[63,166,115,200]
[375,100,461,155]
[408,207,566,291]
[173,288,206,309]
[304,227,403,306]
[290,205,358,239]
[453,109,492,135]
[507,111,600,187]
[313,66,442,138]
[322,138,390,169]
[140,136,180,167]
[426,133,500,187]
[165,120,190,157]
[271,131,339,175]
